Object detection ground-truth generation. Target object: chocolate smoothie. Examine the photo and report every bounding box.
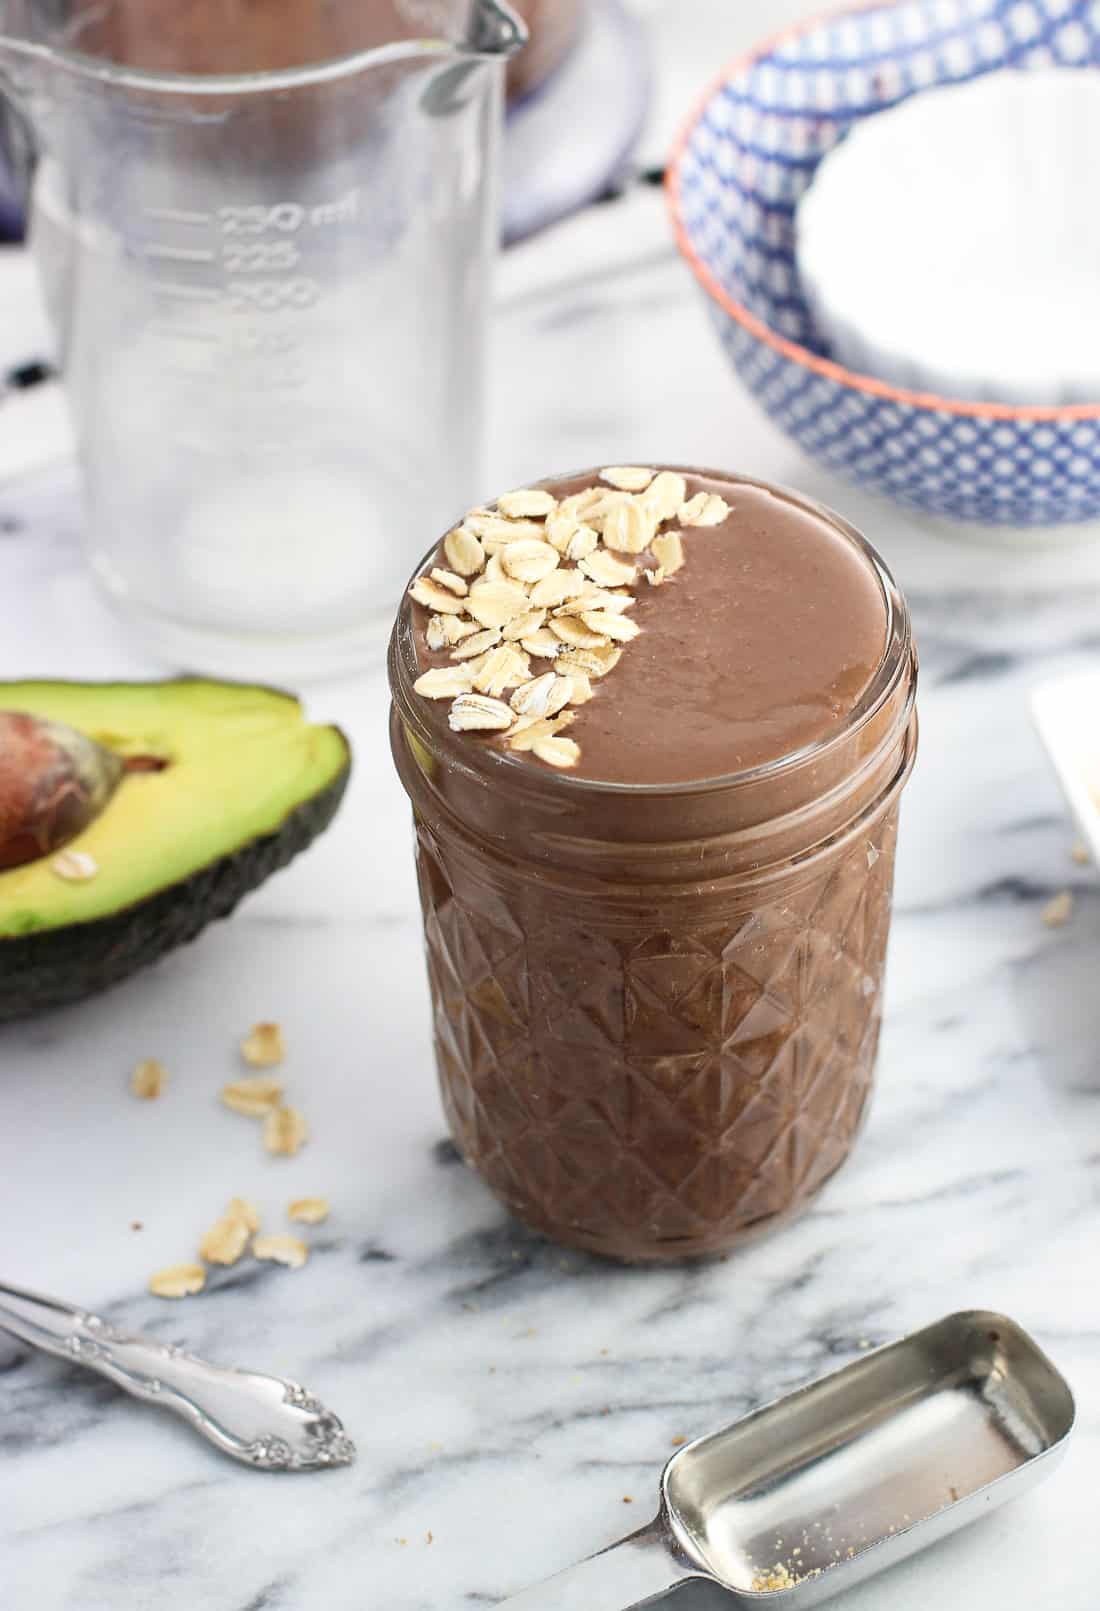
[65,0,576,99]
[390,468,917,1260]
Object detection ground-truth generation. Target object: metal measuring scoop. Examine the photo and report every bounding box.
[503,1312,1073,1606]
[0,1279,355,1471]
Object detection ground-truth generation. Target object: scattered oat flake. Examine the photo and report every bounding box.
[424,615,448,652]
[679,491,730,527]
[580,610,640,643]
[507,713,575,752]
[51,849,98,882]
[651,531,685,575]
[240,1022,286,1068]
[472,645,530,698]
[601,497,656,555]
[643,470,688,521]
[430,567,468,596]
[501,539,560,584]
[409,576,467,614]
[565,526,599,561]
[580,550,637,588]
[465,578,530,628]
[559,585,634,615]
[556,645,621,679]
[497,487,557,518]
[289,1196,330,1225]
[464,512,544,543]
[560,486,608,521]
[532,735,581,769]
[528,568,588,608]
[450,627,502,661]
[671,1436,687,1447]
[622,1495,634,1504]
[415,664,474,699]
[149,1262,206,1299]
[1042,889,1074,928]
[252,1233,309,1269]
[130,1058,167,1100]
[549,593,595,619]
[222,1073,284,1117]
[228,1196,261,1234]
[600,465,655,492]
[441,614,480,644]
[566,673,594,705]
[263,1104,309,1156]
[521,628,562,660]
[543,509,582,552]
[550,616,610,650]
[646,566,666,587]
[502,608,546,642]
[510,673,572,719]
[443,526,486,577]
[200,1210,251,1267]
[1071,839,1090,865]
[449,693,515,732]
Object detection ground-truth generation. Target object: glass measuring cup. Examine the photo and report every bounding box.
[0,1,525,678]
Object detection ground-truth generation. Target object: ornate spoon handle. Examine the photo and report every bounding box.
[0,1278,355,1472]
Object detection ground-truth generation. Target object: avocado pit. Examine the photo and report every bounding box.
[0,712,126,870]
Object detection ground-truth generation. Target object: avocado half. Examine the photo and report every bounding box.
[0,679,350,1022]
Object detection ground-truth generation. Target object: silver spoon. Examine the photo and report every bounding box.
[0,1278,355,1471]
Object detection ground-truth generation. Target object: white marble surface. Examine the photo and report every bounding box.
[5,5,1100,1607]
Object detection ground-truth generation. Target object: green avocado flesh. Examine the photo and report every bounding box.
[0,679,350,1020]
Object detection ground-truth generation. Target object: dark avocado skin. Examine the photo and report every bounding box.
[0,742,350,1023]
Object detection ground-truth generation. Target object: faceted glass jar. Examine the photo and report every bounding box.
[389,475,918,1261]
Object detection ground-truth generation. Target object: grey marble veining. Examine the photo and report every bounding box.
[4,12,1100,1604]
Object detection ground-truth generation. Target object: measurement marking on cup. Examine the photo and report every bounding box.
[151,282,223,302]
[145,244,217,263]
[144,206,212,226]
[154,326,223,345]
[310,190,359,226]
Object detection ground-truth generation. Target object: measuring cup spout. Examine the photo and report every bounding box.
[467,0,527,59]
[0,29,48,116]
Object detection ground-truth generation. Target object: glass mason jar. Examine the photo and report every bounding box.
[389,477,918,1261]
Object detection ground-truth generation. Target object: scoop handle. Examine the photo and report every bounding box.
[499,1518,702,1608]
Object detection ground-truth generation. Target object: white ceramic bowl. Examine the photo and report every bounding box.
[668,3,1100,535]
[797,69,1100,407]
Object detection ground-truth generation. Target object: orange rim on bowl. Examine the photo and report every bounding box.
[665,0,1100,425]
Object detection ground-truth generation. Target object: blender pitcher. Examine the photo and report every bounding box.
[0,1,525,677]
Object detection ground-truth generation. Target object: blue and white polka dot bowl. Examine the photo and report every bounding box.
[667,0,1100,534]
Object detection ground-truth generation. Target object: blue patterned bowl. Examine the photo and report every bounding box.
[667,0,1100,530]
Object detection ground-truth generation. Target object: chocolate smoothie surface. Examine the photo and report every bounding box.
[66,0,572,96]
[410,468,889,787]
